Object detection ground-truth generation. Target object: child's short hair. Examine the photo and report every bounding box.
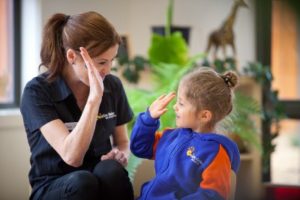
[179,67,238,125]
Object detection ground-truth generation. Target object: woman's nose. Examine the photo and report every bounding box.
[100,63,112,76]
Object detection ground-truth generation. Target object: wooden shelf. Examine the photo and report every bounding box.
[240,153,254,161]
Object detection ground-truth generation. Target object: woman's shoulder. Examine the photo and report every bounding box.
[24,73,49,89]
[104,74,122,84]
[104,74,124,91]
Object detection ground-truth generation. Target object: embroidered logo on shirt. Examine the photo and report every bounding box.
[97,112,117,120]
[187,146,203,165]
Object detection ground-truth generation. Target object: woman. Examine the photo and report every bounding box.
[20,11,134,200]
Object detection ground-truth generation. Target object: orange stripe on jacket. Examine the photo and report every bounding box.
[152,128,172,159]
[200,145,231,199]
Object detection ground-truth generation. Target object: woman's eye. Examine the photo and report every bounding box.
[97,61,107,66]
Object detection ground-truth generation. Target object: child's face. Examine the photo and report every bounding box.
[173,86,200,131]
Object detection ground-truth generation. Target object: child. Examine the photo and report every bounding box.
[130,67,240,200]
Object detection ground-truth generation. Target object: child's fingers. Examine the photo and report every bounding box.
[157,94,166,100]
[160,92,176,107]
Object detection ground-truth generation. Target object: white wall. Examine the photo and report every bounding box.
[40,0,255,69]
[20,0,256,87]
[0,109,31,199]
[0,0,256,199]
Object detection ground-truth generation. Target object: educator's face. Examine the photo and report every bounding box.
[90,44,119,79]
[71,44,119,86]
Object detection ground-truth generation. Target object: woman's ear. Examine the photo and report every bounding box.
[198,110,213,123]
[66,49,77,65]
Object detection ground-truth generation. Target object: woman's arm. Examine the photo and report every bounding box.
[113,124,130,158]
[41,47,103,167]
[100,124,130,167]
[40,99,100,167]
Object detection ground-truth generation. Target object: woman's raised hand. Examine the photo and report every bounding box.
[80,47,104,105]
[149,92,176,119]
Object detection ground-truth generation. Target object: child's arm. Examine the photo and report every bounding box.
[130,92,175,159]
[130,110,160,159]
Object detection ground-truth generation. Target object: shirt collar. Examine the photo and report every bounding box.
[50,75,72,102]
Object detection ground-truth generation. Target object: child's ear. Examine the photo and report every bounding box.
[198,110,213,123]
[66,49,77,65]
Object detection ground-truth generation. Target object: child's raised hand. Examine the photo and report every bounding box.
[149,92,176,119]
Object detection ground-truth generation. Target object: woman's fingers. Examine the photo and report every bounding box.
[79,47,104,91]
[100,148,128,166]
[79,47,93,70]
[114,150,128,167]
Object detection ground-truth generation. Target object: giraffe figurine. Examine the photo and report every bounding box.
[205,0,248,62]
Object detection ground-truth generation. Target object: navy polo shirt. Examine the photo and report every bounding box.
[20,72,133,196]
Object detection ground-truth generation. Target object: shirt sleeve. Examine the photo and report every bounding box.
[20,80,58,133]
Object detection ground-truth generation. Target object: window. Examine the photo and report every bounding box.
[271,0,300,185]
[0,0,21,108]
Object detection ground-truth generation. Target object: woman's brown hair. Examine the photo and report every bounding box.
[39,11,121,82]
[179,67,239,126]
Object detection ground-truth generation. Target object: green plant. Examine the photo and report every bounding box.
[221,92,262,153]
[148,0,189,66]
[116,54,148,84]
[124,0,191,181]
[243,62,286,175]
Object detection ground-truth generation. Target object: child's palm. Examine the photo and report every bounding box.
[149,92,176,119]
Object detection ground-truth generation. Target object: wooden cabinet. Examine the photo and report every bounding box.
[235,76,263,200]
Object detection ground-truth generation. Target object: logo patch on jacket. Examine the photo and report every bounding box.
[187,146,203,165]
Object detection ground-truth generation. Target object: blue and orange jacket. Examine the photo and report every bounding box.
[130,110,240,200]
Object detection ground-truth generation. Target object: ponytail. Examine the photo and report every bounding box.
[39,13,69,82]
[39,11,121,82]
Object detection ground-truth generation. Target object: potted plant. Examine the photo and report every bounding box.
[115,0,192,85]
[148,0,190,66]
[151,0,190,45]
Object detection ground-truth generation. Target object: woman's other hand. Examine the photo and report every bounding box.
[101,148,128,167]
